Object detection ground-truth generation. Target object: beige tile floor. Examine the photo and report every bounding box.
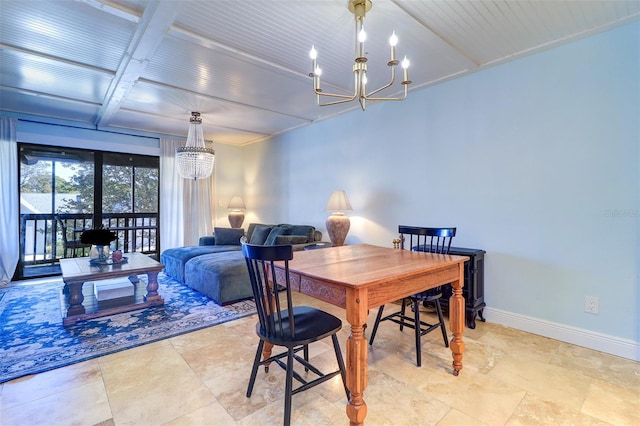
[1,292,639,426]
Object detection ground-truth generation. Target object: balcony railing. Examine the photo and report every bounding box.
[18,212,159,278]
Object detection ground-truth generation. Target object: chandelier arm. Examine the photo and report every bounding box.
[314,89,359,100]
[317,96,361,107]
[365,84,409,102]
[365,95,407,102]
[365,66,397,98]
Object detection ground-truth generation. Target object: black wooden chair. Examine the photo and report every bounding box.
[241,237,349,426]
[56,217,90,258]
[369,226,456,367]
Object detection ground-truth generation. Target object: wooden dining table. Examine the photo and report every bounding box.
[270,243,468,426]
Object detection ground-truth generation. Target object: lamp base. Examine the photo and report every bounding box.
[326,213,350,246]
[228,211,245,229]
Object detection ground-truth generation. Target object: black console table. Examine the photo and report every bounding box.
[414,246,486,329]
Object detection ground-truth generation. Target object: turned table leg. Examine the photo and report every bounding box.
[144,272,163,303]
[345,289,368,425]
[449,274,466,376]
[261,342,274,372]
[66,281,86,316]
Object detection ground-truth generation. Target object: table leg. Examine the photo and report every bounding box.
[144,271,162,302]
[345,289,368,426]
[66,282,85,316]
[261,342,274,372]
[449,274,466,376]
[262,288,277,373]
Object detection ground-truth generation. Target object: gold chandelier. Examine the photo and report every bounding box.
[176,112,215,180]
[309,0,411,111]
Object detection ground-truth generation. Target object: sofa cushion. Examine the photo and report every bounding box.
[247,223,273,241]
[184,251,252,305]
[275,235,309,245]
[161,245,241,283]
[280,224,316,242]
[199,235,216,246]
[264,226,289,245]
[214,227,245,245]
[249,224,273,245]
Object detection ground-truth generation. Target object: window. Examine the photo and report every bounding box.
[17,144,159,280]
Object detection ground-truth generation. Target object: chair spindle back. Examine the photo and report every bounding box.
[398,226,456,255]
[241,237,295,341]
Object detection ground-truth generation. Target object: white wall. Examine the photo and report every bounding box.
[241,22,639,358]
[17,120,161,155]
[212,142,246,227]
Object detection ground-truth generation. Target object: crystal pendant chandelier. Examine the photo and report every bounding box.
[176,112,215,180]
[309,0,411,111]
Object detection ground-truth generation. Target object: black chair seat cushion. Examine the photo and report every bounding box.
[257,306,342,347]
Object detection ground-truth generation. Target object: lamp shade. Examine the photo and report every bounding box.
[227,196,246,210]
[325,190,352,213]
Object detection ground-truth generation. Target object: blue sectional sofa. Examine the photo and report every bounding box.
[161,223,322,304]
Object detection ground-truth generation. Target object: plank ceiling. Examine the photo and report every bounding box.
[1,0,638,146]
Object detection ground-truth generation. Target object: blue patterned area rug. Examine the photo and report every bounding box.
[0,273,256,383]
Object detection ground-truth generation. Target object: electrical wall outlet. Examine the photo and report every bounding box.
[585,296,599,314]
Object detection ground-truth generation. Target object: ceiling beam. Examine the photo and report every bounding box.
[76,0,140,23]
[96,0,181,128]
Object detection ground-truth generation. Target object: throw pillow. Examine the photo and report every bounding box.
[275,235,309,245]
[264,226,289,245]
[249,224,273,245]
[214,227,245,245]
[287,225,316,242]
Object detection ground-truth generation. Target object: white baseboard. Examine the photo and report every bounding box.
[483,307,640,361]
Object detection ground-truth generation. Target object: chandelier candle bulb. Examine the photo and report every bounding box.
[309,46,322,91]
[402,56,410,83]
[389,31,397,61]
[358,26,366,58]
[309,46,317,75]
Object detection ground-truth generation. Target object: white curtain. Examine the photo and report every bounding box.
[159,138,216,253]
[0,117,18,284]
[159,138,184,253]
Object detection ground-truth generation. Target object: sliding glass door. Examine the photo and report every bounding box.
[19,145,95,278]
[101,153,159,255]
[17,144,159,280]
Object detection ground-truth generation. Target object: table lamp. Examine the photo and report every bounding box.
[227,196,246,228]
[325,190,352,246]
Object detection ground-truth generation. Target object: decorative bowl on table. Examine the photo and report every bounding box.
[81,228,118,265]
[89,256,128,266]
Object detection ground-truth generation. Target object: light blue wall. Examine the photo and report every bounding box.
[242,22,639,343]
